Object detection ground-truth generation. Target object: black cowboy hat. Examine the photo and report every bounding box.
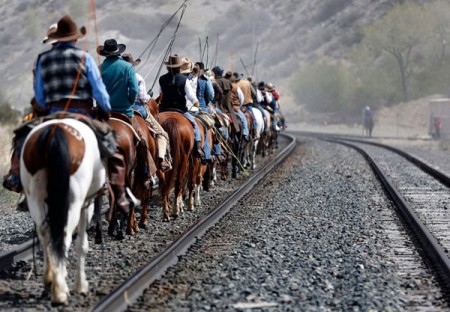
[47,15,86,43]
[97,39,126,57]
[122,53,141,66]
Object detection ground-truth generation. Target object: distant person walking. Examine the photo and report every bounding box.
[434,116,442,139]
[363,106,374,137]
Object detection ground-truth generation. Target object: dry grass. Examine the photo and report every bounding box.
[0,123,19,209]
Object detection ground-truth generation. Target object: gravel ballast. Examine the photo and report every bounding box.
[130,136,447,311]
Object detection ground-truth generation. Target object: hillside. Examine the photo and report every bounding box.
[0,0,412,118]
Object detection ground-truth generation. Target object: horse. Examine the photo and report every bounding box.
[220,111,244,179]
[260,108,280,155]
[157,111,194,221]
[106,112,158,238]
[187,117,214,210]
[21,118,106,305]
[242,107,265,170]
[105,116,137,239]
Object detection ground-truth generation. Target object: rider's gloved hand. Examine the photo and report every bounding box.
[97,108,110,121]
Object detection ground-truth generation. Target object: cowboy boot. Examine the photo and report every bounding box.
[3,147,22,193]
[194,140,206,160]
[111,184,130,215]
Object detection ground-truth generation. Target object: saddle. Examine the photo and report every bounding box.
[14,112,117,158]
[196,111,215,130]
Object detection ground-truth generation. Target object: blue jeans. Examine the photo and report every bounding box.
[203,130,211,160]
[236,110,249,137]
[184,112,201,142]
[133,103,147,119]
[244,103,257,129]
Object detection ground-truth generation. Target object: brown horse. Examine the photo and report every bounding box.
[186,118,213,210]
[106,116,139,239]
[157,111,194,221]
[106,113,158,237]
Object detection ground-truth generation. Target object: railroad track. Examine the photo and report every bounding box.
[0,133,295,310]
[303,133,450,299]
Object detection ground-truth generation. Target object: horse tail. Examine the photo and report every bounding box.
[164,118,182,172]
[39,124,70,259]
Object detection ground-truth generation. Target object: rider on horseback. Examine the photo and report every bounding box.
[195,62,222,161]
[97,39,159,190]
[158,54,206,160]
[122,53,172,172]
[228,72,250,141]
[234,72,257,138]
[258,81,280,132]
[3,15,112,193]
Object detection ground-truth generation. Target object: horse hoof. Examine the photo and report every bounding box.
[107,225,115,237]
[126,229,134,236]
[115,232,125,240]
[170,214,178,219]
[51,293,68,306]
[138,223,147,229]
[94,236,103,244]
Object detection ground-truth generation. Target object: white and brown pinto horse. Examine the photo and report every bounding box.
[20,118,106,305]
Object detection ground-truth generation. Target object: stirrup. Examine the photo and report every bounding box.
[125,187,141,208]
[3,173,23,193]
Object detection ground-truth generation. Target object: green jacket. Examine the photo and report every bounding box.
[100,56,138,117]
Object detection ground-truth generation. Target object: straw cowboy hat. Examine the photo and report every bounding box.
[180,57,194,74]
[266,82,275,91]
[46,15,86,43]
[42,23,58,44]
[122,53,141,66]
[97,39,126,57]
[164,54,186,68]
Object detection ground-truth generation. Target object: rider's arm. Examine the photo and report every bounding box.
[185,79,198,105]
[34,59,46,109]
[85,53,111,112]
[237,87,244,106]
[137,74,150,104]
[205,79,214,104]
[127,66,139,105]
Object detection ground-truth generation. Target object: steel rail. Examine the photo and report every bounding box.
[90,133,296,312]
[328,138,450,297]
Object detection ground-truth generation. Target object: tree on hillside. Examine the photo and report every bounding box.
[290,60,357,113]
[359,2,431,102]
[424,1,450,65]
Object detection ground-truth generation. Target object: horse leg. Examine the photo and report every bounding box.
[115,211,127,240]
[94,195,103,244]
[252,140,258,170]
[195,184,202,206]
[127,206,137,235]
[36,227,55,293]
[107,191,117,237]
[187,162,196,211]
[139,196,149,229]
[75,202,93,294]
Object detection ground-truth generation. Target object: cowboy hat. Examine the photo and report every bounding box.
[42,23,58,44]
[258,81,266,90]
[46,15,86,43]
[122,53,141,66]
[97,39,126,57]
[180,57,194,74]
[164,54,186,68]
[266,82,275,91]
